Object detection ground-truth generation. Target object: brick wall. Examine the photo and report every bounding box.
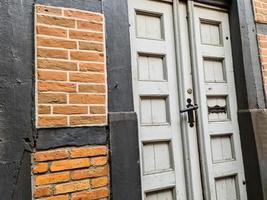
[32,146,109,200]
[35,5,107,128]
[253,0,267,94]
[258,34,267,94]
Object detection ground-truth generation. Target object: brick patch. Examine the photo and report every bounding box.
[32,146,109,200]
[257,34,267,94]
[35,5,107,128]
[253,0,267,23]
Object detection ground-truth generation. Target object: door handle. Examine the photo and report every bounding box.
[180,98,198,127]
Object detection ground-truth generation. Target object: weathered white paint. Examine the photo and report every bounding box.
[193,5,247,200]
[128,0,187,199]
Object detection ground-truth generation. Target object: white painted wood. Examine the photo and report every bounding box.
[128,0,188,199]
[200,22,221,45]
[211,134,233,163]
[193,5,248,200]
[203,59,224,82]
[146,189,174,200]
[136,12,163,40]
[215,176,238,200]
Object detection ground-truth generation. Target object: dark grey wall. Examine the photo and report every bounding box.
[229,0,266,199]
[0,1,35,199]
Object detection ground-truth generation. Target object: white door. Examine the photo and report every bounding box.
[128,1,247,200]
[192,5,248,200]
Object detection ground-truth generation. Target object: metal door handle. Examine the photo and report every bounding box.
[180,98,198,127]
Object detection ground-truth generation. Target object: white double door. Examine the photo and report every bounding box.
[128,0,247,200]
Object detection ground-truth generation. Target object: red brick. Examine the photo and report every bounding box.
[35,172,70,186]
[79,63,104,72]
[36,5,62,16]
[45,195,69,200]
[91,156,108,167]
[34,149,69,162]
[91,177,108,188]
[55,180,90,195]
[38,93,67,104]
[37,48,68,59]
[69,94,105,104]
[63,10,103,22]
[34,186,52,198]
[33,163,49,174]
[69,30,103,42]
[71,166,108,180]
[90,106,106,114]
[79,85,105,93]
[37,15,75,28]
[53,106,88,115]
[70,116,106,125]
[38,70,67,81]
[77,21,103,32]
[70,51,104,62]
[50,158,90,172]
[69,72,105,83]
[71,187,108,200]
[38,82,76,93]
[79,41,103,52]
[37,36,77,49]
[38,116,68,127]
[37,26,67,37]
[38,59,77,71]
[70,146,107,158]
[38,105,51,114]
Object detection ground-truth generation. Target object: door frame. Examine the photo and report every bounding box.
[108,0,265,200]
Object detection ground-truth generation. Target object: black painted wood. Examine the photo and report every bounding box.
[109,112,142,200]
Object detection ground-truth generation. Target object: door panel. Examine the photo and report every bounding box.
[128,0,187,199]
[193,5,248,200]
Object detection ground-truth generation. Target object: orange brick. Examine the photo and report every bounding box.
[34,149,69,162]
[69,73,105,83]
[69,94,105,104]
[38,93,67,104]
[71,166,108,180]
[38,70,67,81]
[70,51,104,62]
[55,180,90,195]
[53,106,88,115]
[34,186,52,198]
[77,21,103,32]
[50,158,90,172]
[36,5,62,16]
[37,15,75,28]
[70,116,106,125]
[38,82,76,93]
[79,41,103,52]
[37,48,68,59]
[35,172,70,186]
[91,156,108,167]
[79,63,104,72]
[91,177,108,188]
[37,26,67,37]
[63,10,103,22]
[33,163,49,174]
[79,85,105,93]
[38,116,68,127]
[90,106,106,114]
[37,36,77,49]
[38,105,51,114]
[71,187,108,200]
[45,195,69,200]
[69,30,103,42]
[38,59,77,71]
[70,146,107,158]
